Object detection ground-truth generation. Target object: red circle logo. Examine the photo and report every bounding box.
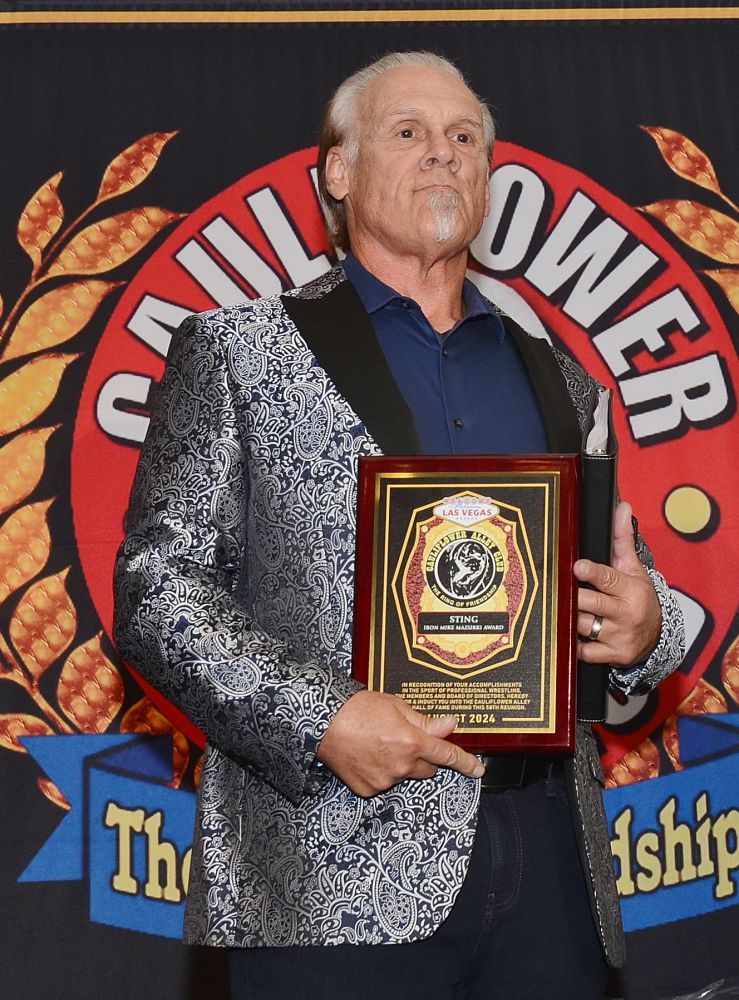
[72,143,739,761]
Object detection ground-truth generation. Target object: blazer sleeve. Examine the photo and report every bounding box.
[113,313,361,804]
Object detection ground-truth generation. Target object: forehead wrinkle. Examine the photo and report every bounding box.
[386,106,424,118]
[372,106,425,128]
[385,106,481,120]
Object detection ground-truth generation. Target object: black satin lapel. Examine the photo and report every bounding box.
[282,280,423,455]
[504,318,582,453]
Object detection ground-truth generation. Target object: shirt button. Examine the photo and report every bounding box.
[400,300,410,309]
[442,347,449,358]
[453,417,464,429]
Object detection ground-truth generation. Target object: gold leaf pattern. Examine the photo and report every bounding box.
[120,697,189,788]
[46,207,184,278]
[2,281,121,363]
[663,678,728,772]
[0,499,53,603]
[0,712,54,752]
[641,126,723,198]
[703,269,739,313]
[640,200,739,265]
[9,567,77,683]
[58,632,123,733]
[17,172,65,270]
[97,131,179,203]
[0,353,80,437]
[38,776,71,810]
[0,427,57,517]
[604,738,660,789]
[722,632,739,706]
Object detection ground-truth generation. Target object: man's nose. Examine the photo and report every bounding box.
[422,133,459,169]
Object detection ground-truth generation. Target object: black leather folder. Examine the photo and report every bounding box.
[577,390,617,723]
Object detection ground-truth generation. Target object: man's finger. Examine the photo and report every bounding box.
[573,557,622,595]
[577,637,619,663]
[407,761,440,781]
[420,733,485,778]
[577,610,608,642]
[577,586,618,620]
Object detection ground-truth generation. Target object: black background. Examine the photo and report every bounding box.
[1,6,738,998]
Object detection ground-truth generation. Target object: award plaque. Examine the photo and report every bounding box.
[353,456,580,752]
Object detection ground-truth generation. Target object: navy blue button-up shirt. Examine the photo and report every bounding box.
[342,254,548,455]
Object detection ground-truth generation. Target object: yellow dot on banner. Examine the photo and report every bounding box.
[664,486,714,536]
[455,642,471,658]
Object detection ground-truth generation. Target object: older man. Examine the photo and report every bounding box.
[114,52,684,1000]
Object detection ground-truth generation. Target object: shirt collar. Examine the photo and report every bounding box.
[342,252,503,340]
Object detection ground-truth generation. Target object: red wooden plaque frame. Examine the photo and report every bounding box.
[353,455,580,753]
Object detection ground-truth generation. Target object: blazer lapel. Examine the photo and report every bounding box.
[504,319,583,453]
[282,279,423,456]
[283,278,581,457]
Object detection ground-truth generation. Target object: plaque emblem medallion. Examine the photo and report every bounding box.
[393,493,538,677]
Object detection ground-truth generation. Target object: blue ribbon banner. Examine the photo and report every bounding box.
[19,734,195,939]
[19,715,739,939]
[605,713,739,932]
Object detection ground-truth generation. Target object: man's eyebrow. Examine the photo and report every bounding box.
[450,116,484,131]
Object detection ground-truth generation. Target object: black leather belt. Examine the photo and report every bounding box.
[480,754,561,791]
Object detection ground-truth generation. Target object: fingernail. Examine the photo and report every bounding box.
[473,763,485,778]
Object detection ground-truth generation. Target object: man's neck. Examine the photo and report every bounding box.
[350,245,469,333]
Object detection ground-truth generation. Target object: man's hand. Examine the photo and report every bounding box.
[574,500,662,666]
[316,689,485,797]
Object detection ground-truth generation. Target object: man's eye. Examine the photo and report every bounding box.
[399,128,414,139]
[455,132,471,144]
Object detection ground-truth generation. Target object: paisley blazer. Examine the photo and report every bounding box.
[113,265,684,967]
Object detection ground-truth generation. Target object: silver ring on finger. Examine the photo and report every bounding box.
[588,614,604,641]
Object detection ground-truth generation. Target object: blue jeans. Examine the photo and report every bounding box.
[229,765,609,1000]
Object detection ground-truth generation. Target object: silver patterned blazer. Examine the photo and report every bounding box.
[113,264,684,967]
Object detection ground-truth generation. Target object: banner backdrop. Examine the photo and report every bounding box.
[1,5,737,998]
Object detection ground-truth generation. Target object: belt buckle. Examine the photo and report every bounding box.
[481,753,529,791]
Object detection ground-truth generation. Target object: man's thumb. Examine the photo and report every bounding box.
[612,500,642,572]
[424,714,459,738]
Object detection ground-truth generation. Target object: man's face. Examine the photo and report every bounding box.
[326,64,491,262]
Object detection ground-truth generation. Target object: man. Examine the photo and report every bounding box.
[114,52,684,1000]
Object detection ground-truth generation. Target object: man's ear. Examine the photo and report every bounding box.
[325,146,350,201]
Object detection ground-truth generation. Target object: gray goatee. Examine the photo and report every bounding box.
[427,188,461,243]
